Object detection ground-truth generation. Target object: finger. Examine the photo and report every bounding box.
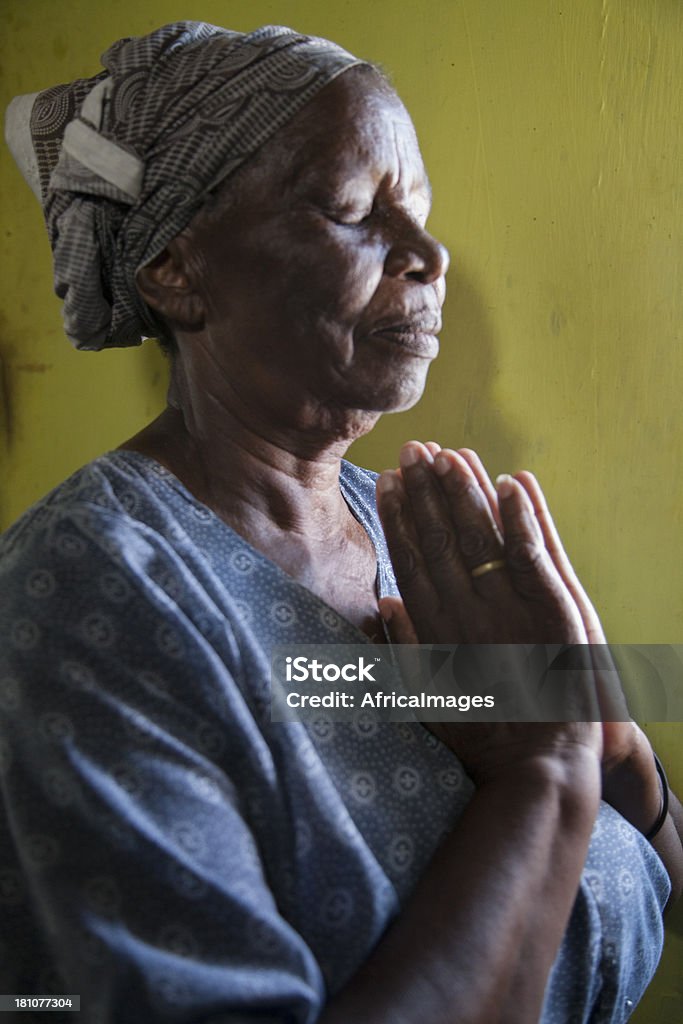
[376,469,440,636]
[515,471,606,644]
[456,448,503,534]
[547,648,604,722]
[496,475,584,634]
[495,473,549,585]
[399,442,481,593]
[378,596,419,644]
[589,646,631,724]
[395,441,441,483]
[429,448,506,586]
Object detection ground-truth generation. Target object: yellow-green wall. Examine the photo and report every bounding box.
[1,1,681,1018]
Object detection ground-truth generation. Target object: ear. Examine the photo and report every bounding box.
[136,236,205,332]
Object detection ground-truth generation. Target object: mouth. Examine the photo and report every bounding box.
[369,315,442,358]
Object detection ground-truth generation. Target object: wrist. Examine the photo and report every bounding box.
[475,745,602,819]
[601,727,664,836]
[644,755,669,841]
[459,729,602,788]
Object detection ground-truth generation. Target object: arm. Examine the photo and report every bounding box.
[372,441,672,1022]
[512,464,683,904]
[390,443,683,904]
[0,508,327,1022]
[600,728,683,908]
[322,744,601,1024]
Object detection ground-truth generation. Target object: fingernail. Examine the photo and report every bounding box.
[400,445,421,467]
[496,474,514,498]
[378,472,398,494]
[434,453,450,476]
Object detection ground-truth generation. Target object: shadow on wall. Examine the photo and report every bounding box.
[0,327,17,526]
[0,348,9,451]
[0,322,170,529]
[137,337,170,421]
[0,311,16,453]
[350,262,524,476]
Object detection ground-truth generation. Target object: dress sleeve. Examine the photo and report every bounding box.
[541,799,670,1024]
[0,504,326,1024]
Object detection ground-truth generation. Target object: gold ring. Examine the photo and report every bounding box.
[471,558,506,579]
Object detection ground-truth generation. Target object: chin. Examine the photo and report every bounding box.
[362,364,431,413]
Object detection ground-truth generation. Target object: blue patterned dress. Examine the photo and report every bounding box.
[0,452,670,1023]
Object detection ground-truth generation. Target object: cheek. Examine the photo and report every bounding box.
[283,238,385,327]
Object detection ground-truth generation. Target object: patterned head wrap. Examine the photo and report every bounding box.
[4,22,366,350]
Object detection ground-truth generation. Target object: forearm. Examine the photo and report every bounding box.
[659,787,683,905]
[320,749,601,1024]
[601,726,683,907]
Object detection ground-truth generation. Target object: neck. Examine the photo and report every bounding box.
[121,356,380,538]
[120,352,387,641]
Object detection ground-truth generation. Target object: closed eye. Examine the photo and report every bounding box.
[325,206,374,227]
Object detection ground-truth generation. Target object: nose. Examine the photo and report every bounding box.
[384,218,450,284]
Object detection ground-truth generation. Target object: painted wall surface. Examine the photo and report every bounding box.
[1,1,681,1019]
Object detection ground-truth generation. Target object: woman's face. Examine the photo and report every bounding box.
[183,70,449,429]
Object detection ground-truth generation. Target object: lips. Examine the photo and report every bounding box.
[368,312,442,357]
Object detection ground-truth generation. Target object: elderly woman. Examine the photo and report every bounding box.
[1,22,681,1024]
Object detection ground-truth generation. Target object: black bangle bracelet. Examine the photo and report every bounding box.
[644,753,669,842]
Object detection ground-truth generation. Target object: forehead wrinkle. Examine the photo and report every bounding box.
[385,115,431,213]
[264,83,432,208]
[288,133,372,200]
